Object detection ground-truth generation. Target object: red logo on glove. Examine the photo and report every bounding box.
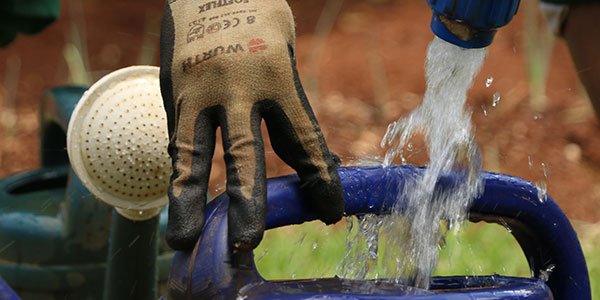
[248,38,267,52]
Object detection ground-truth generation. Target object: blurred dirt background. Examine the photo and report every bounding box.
[0,0,598,223]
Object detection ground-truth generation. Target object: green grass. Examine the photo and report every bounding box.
[255,220,598,297]
[254,222,347,279]
[575,222,600,299]
[435,222,530,277]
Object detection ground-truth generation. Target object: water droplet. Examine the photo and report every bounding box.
[534,113,543,120]
[492,92,501,107]
[381,121,398,148]
[407,143,414,151]
[481,104,488,117]
[541,162,549,178]
[312,241,318,250]
[346,216,354,232]
[485,77,493,88]
[536,181,547,203]
[139,210,144,215]
[528,156,534,169]
[0,240,16,253]
[128,235,141,247]
[499,218,512,233]
[539,264,555,282]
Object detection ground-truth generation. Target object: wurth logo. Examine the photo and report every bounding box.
[248,38,267,52]
[182,43,245,72]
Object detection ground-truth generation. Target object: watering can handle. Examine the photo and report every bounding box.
[169,165,590,300]
[40,86,87,167]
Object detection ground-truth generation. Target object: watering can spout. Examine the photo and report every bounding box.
[426,0,521,49]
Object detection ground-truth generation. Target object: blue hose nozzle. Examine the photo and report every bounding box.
[426,0,521,48]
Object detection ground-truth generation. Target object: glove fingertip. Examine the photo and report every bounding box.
[228,204,266,251]
[301,176,345,225]
[166,212,205,251]
[330,152,342,166]
[166,227,202,251]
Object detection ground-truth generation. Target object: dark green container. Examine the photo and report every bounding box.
[0,87,173,299]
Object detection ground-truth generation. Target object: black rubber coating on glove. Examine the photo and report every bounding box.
[160,0,344,252]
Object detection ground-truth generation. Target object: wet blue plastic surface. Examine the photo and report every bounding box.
[167,165,590,299]
[238,276,551,300]
[426,0,521,48]
[0,276,19,300]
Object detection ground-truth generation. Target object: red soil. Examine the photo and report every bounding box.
[1,0,598,222]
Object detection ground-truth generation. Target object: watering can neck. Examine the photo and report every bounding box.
[426,0,521,48]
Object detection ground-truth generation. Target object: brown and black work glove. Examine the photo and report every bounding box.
[160,0,345,251]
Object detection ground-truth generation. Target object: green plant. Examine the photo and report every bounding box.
[255,219,598,297]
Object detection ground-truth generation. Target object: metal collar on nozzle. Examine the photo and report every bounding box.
[427,0,521,49]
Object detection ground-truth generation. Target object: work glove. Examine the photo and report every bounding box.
[160,0,345,252]
[0,0,60,46]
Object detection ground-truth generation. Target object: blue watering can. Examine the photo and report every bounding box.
[166,166,591,300]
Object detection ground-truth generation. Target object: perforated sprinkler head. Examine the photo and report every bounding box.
[67,66,171,221]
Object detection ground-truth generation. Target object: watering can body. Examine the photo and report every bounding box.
[166,166,590,300]
[0,87,173,299]
[426,0,521,48]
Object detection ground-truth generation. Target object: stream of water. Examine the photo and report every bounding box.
[340,37,488,289]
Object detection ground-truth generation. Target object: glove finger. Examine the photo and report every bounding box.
[221,104,267,251]
[261,46,344,224]
[263,103,343,225]
[165,105,218,251]
[161,2,215,251]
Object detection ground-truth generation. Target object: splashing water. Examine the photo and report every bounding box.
[492,92,501,107]
[536,162,549,203]
[340,37,487,288]
[486,77,494,88]
[539,264,556,282]
[536,181,548,203]
[340,214,384,280]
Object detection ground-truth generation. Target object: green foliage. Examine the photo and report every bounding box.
[434,222,530,277]
[574,222,600,299]
[255,221,346,279]
[255,220,598,296]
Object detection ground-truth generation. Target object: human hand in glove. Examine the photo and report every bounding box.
[160,0,345,252]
